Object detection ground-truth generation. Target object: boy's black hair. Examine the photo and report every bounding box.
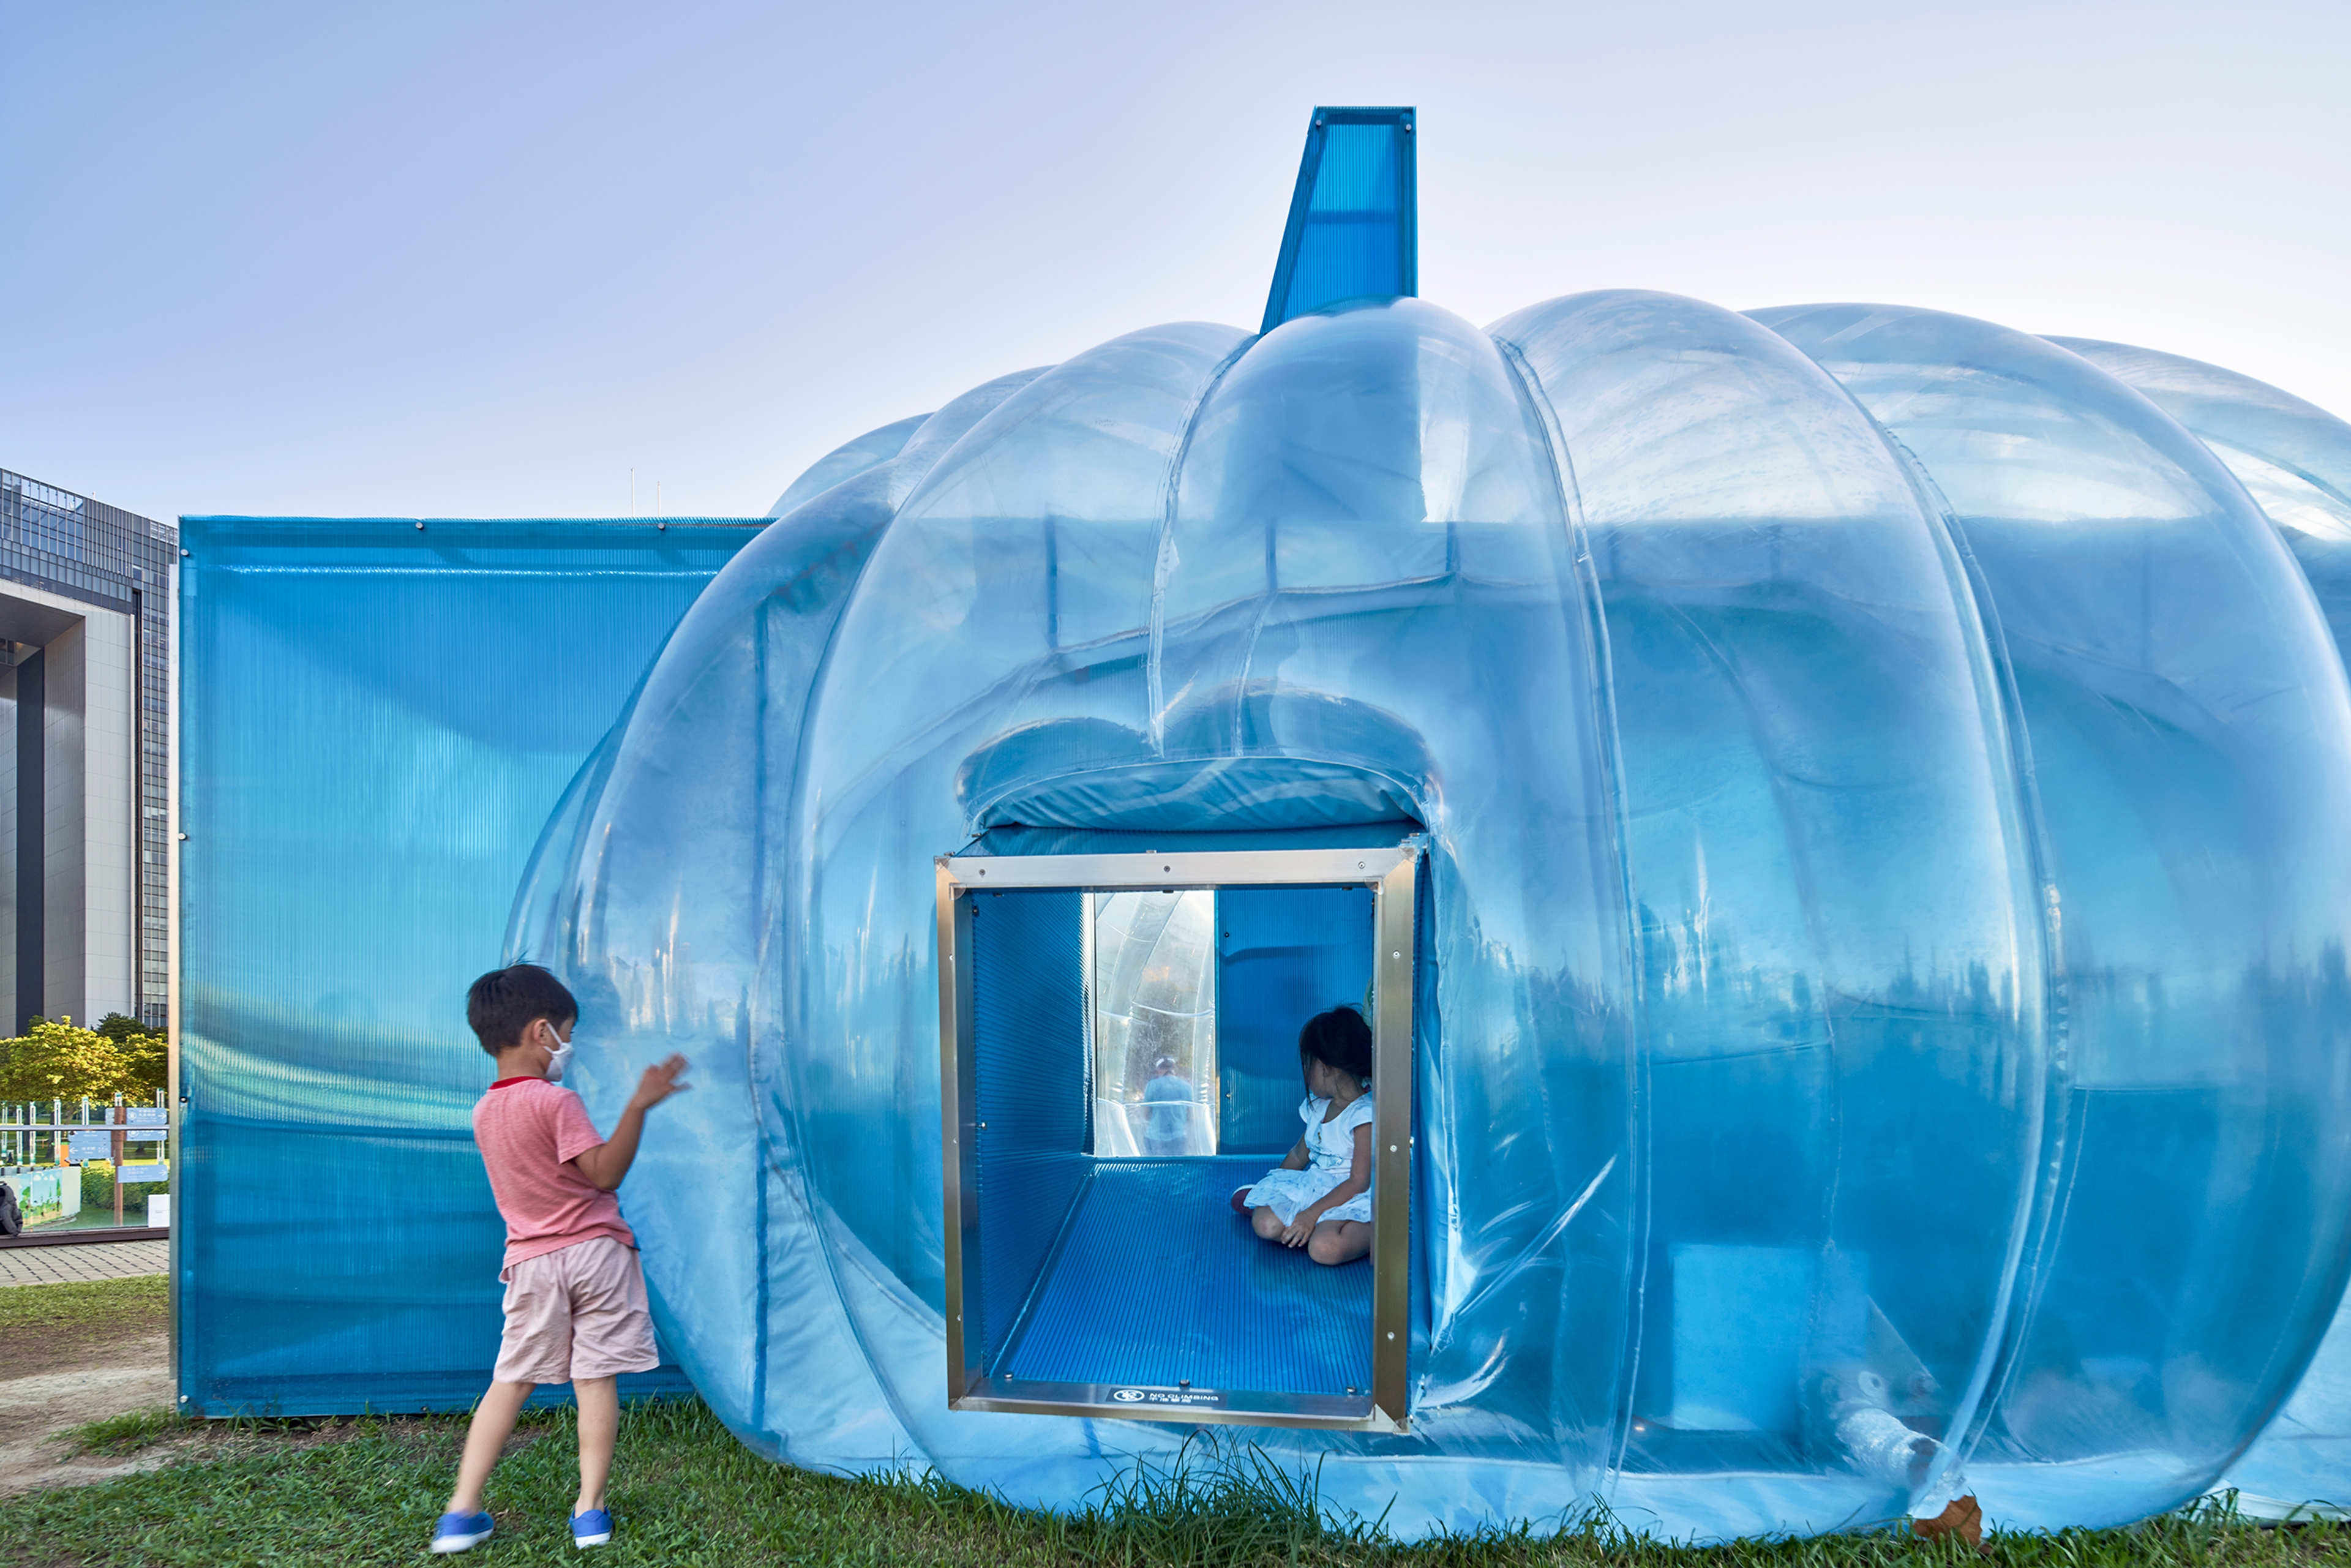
[1297,1005,1374,1084]
[466,963,577,1056]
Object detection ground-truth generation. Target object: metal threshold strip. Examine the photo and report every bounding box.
[954,1374,1398,1433]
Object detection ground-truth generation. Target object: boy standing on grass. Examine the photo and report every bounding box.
[432,963,689,1555]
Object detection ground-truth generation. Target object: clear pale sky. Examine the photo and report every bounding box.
[4,1,2345,525]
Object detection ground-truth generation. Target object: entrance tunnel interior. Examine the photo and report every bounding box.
[945,833,1425,1424]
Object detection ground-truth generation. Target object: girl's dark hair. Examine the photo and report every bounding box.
[1298,1006,1374,1084]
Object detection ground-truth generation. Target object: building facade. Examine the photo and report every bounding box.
[0,469,174,1030]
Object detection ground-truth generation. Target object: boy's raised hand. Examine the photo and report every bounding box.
[629,1054,691,1110]
[571,1054,692,1193]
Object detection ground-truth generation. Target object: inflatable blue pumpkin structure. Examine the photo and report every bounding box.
[509,108,2351,1540]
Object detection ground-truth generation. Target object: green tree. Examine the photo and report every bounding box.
[95,1014,167,1095]
[0,1016,137,1104]
[118,1033,166,1096]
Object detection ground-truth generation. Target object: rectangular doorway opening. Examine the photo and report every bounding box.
[938,830,1420,1431]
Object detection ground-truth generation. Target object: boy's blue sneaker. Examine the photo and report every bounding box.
[571,1507,613,1548]
[431,1510,495,1553]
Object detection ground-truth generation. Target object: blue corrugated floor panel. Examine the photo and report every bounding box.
[1001,1158,1373,1395]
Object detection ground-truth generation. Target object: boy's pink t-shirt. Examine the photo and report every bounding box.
[471,1077,635,1272]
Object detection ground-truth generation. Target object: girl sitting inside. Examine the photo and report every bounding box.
[1229,1007,1375,1267]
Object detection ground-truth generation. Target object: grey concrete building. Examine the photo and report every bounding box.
[0,470,174,1030]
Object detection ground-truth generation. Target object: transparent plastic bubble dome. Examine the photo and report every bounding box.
[508,116,2351,1541]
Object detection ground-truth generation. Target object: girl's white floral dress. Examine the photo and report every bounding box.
[1242,1091,1375,1225]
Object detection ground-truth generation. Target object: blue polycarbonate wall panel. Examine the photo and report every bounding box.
[1215,887,1375,1153]
[179,515,761,1415]
[1262,108,1416,332]
[970,889,1089,1369]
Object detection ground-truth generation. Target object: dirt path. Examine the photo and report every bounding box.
[0,1330,175,1495]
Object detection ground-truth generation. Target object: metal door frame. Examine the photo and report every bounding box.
[937,841,1419,1432]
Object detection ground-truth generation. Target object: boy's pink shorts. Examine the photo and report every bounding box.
[493,1236,659,1386]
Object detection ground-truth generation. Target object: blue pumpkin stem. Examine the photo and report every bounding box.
[1261,107,1418,334]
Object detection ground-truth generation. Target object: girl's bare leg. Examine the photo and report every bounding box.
[1251,1205,1286,1242]
[1307,1220,1372,1266]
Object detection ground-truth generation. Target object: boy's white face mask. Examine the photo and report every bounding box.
[544,1022,575,1084]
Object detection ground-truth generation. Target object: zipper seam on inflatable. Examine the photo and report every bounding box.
[750,591,771,1441]
[1490,332,1650,1500]
[1149,336,1259,756]
[762,459,937,1461]
[1875,423,2079,1480]
[773,339,1251,1458]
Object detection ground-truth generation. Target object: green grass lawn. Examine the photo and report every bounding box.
[1,1395,2347,1567]
[0,1273,169,1380]
[0,1274,165,1334]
